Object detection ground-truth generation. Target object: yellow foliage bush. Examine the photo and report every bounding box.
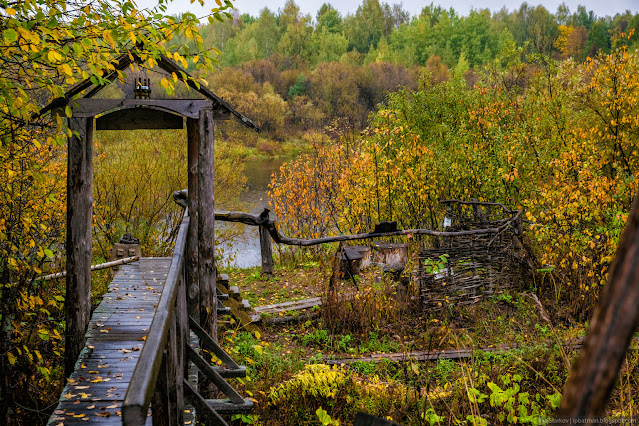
[265,364,417,425]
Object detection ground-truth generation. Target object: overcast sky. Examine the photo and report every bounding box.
[140,0,639,20]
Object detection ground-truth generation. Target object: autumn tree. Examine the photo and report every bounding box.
[556,25,588,60]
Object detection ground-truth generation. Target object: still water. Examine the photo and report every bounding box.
[217,156,290,268]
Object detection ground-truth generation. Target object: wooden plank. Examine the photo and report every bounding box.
[65,116,94,378]
[253,297,322,314]
[205,398,254,414]
[198,107,217,341]
[175,270,188,418]
[325,339,594,366]
[182,379,228,426]
[151,357,170,426]
[186,345,244,403]
[188,316,240,370]
[38,256,139,281]
[73,99,212,119]
[96,108,184,130]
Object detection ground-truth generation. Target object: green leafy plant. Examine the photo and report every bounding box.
[316,407,340,425]
[423,254,450,274]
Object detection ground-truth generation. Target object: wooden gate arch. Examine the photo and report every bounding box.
[37,50,259,377]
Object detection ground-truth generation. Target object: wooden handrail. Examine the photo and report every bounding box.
[122,211,190,425]
[37,256,139,281]
[173,189,522,247]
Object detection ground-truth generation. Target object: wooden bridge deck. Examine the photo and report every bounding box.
[48,258,171,425]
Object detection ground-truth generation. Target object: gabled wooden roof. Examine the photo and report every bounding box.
[39,49,259,131]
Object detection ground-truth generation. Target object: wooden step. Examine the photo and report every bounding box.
[206,398,254,414]
[217,274,229,287]
[241,299,251,311]
[217,306,231,315]
[216,291,229,301]
[229,286,241,300]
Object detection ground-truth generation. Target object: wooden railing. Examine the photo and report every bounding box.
[122,209,252,425]
[174,190,522,279]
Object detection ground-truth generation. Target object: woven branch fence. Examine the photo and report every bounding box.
[418,200,532,311]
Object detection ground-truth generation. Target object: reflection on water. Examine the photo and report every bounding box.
[218,156,291,268]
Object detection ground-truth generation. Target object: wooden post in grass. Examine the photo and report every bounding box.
[259,225,274,277]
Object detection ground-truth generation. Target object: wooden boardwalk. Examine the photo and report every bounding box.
[48,258,171,425]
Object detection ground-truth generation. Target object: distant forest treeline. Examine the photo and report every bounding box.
[169,0,639,136]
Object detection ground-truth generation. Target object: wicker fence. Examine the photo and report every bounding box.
[418,200,530,311]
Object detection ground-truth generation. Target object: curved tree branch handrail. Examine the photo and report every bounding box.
[173,190,521,247]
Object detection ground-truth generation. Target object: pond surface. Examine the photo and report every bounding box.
[217,156,291,268]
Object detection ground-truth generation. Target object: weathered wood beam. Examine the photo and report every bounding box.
[182,379,228,426]
[96,108,184,130]
[186,117,200,323]
[65,116,94,378]
[186,345,244,403]
[259,225,274,277]
[197,107,217,341]
[558,192,639,417]
[38,256,138,281]
[71,99,227,119]
[188,316,241,370]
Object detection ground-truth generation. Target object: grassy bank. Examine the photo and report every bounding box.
[219,256,639,425]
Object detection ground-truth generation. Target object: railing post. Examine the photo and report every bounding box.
[151,355,169,425]
[259,225,274,277]
[151,285,184,425]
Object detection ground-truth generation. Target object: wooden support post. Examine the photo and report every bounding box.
[186,117,199,323]
[259,225,274,277]
[65,116,94,378]
[151,357,169,426]
[197,107,217,342]
[176,265,188,393]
